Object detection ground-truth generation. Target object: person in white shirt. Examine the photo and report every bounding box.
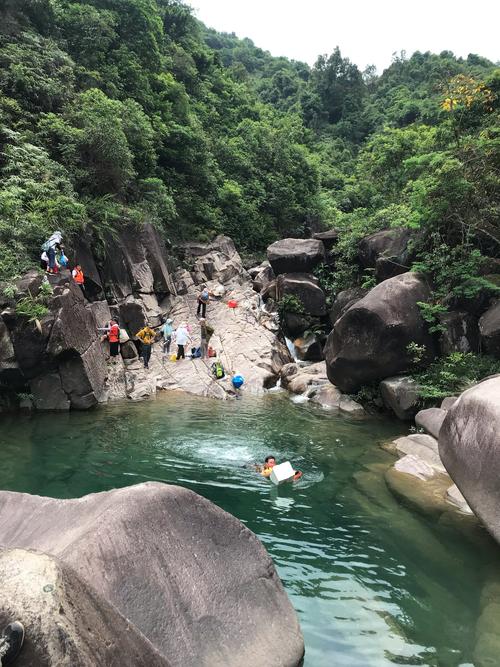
[175,322,192,360]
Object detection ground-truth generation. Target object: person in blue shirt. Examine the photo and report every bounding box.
[162,318,174,355]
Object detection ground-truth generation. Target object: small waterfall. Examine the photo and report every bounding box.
[285,337,298,362]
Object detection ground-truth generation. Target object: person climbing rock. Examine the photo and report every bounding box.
[136,324,157,369]
[72,264,85,297]
[41,231,63,274]
[0,621,25,665]
[199,318,214,359]
[162,318,174,355]
[197,285,210,318]
[175,322,192,360]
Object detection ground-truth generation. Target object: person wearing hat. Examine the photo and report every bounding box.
[162,317,174,355]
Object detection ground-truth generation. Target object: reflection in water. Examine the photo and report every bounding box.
[0,392,499,666]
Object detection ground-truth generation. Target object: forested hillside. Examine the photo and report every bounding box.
[1,0,499,313]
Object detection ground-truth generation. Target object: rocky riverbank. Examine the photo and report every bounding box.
[0,232,291,410]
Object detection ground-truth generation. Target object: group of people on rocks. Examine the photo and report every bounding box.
[99,288,216,370]
[41,231,86,296]
[41,232,220,372]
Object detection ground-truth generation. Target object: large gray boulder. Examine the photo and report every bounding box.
[329,287,368,327]
[415,407,446,439]
[325,272,435,392]
[267,238,325,275]
[0,548,167,667]
[312,229,339,252]
[0,482,304,667]
[479,301,500,358]
[276,273,326,317]
[380,376,421,420]
[358,228,413,282]
[439,310,479,355]
[439,376,500,543]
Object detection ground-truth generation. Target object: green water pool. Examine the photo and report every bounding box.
[0,392,498,666]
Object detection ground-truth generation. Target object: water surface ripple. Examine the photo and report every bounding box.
[0,392,496,666]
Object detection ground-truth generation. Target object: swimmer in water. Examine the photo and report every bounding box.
[255,456,303,481]
[255,455,276,477]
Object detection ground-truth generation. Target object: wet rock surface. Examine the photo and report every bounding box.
[0,482,304,667]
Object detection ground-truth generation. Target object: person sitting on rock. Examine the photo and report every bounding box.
[0,621,24,665]
[199,318,214,359]
[175,322,192,360]
[197,286,210,318]
[136,325,157,369]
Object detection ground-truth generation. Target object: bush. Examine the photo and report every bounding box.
[411,352,500,401]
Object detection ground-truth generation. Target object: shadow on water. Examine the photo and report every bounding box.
[1,391,499,666]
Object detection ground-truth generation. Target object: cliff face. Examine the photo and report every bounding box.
[0,229,291,411]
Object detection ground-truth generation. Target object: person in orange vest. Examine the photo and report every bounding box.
[72,264,85,297]
[100,319,120,363]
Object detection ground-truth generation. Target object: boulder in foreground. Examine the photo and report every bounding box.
[0,482,304,667]
[439,376,500,544]
[0,548,166,667]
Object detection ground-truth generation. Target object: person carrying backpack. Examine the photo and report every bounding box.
[42,231,63,274]
[197,286,210,318]
[136,325,157,369]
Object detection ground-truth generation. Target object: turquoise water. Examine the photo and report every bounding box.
[1,392,498,666]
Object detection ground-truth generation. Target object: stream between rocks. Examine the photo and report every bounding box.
[1,392,499,666]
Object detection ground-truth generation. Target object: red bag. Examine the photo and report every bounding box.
[208,346,216,358]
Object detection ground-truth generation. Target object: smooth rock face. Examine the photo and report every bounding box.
[276,273,326,317]
[0,548,167,667]
[358,228,412,282]
[325,272,435,392]
[309,384,342,409]
[252,265,275,292]
[415,407,446,439]
[0,483,304,667]
[380,376,421,420]
[479,300,500,358]
[439,310,479,355]
[439,376,500,543]
[267,238,325,276]
[441,396,458,410]
[392,454,437,481]
[329,288,368,327]
[393,434,445,472]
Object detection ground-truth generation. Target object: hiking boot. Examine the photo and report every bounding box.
[0,621,25,665]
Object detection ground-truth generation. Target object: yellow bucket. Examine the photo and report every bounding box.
[170,354,177,362]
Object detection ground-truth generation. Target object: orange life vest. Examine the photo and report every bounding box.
[73,268,84,284]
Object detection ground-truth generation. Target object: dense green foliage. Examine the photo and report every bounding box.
[0,0,499,315]
[412,352,500,401]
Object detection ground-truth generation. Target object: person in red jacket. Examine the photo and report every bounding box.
[101,319,120,363]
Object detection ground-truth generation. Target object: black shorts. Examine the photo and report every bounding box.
[110,341,120,357]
